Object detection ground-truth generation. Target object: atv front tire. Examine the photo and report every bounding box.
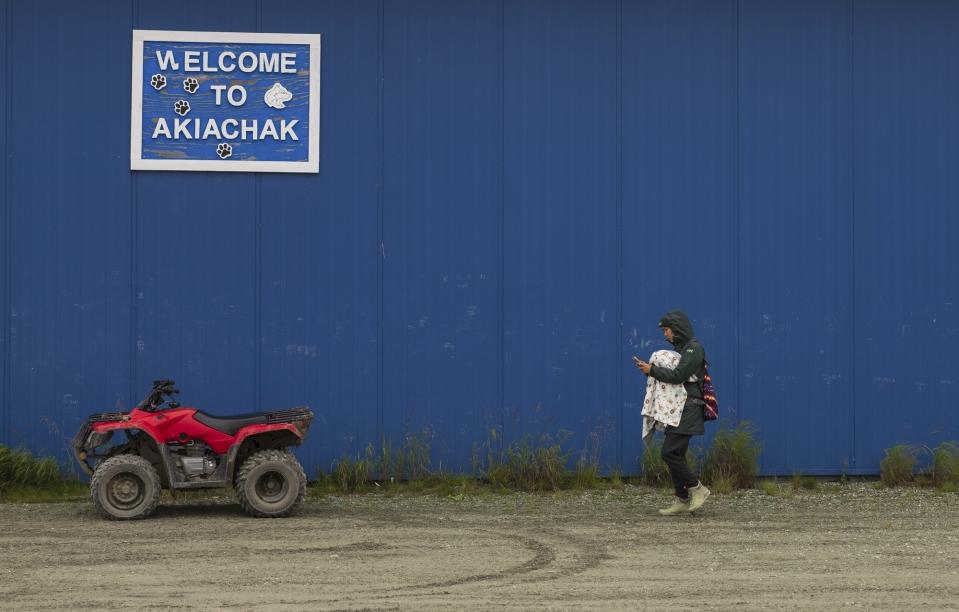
[90,454,161,520]
[234,450,307,518]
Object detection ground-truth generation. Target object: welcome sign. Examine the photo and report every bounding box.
[131,30,321,173]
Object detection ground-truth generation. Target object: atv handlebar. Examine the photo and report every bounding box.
[137,379,180,411]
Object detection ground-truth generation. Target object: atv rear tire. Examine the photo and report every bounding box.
[90,454,161,520]
[234,450,306,518]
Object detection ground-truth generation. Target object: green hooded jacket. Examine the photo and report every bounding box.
[648,310,706,436]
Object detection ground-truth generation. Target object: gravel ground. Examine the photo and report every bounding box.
[1,483,957,611]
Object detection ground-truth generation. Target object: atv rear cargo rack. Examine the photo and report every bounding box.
[265,406,314,424]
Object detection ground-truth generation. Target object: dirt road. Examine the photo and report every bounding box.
[1,483,957,610]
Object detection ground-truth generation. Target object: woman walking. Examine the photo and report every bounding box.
[634,310,711,515]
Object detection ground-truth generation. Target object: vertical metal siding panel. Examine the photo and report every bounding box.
[0,0,8,445]
[134,1,260,414]
[381,0,500,471]
[503,0,619,467]
[854,1,959,472]
[7,1,134,461]
[620,1,738,471]
[258,1,380,473]
[739,0,853,474]
[7,2,56,455]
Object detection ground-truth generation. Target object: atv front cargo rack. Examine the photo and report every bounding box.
[72,412,129,476]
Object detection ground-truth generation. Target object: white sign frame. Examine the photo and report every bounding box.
[130,29,321,173]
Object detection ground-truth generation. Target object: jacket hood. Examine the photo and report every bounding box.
[659,310,694,348]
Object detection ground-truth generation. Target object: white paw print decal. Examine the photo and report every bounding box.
[150,74,167,90]
[173,100,190,116]
[183,78,199,94]
[216,143,233,159]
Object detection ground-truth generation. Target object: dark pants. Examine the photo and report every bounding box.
[661,432,699,500]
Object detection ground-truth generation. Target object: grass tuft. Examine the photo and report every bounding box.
[491,432,571,492]
[701,423,762,490]
[758,480,781,496]
[709,473,736,494]
[879,445,918,486]
[608,469,624,489]
[0,444,65,493]
[1,481,89,503]
[0,444,85,502]
[639,439,670,487]
[931,442,959,490]
[572,462,600,490]
[791,473,819,491]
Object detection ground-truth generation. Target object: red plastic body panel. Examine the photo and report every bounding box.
[91,407,302,454]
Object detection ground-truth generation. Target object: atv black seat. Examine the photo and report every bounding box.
[193,411,271,436]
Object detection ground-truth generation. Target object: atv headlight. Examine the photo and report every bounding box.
[84,430,113,450]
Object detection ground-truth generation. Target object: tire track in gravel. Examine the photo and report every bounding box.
[319,524,614,608]
[352,526,610,604]
[393,533,557,590]
[343,507,614,592]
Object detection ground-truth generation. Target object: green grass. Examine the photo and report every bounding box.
[468,429,572,492]
[0,443,86,502]
[607,469,624,490]
[879,445,918,486]
[791,473,819,491]
[931,442,959,490]
[0,480,88,503]
[758,479,781,496]
[572,463,601,490]
[377,429,434,482]
[314,426,622,496]
[316,426,759,496]
[0,444,66,493]
[936,482,958,494]
[492,432,571,491]
[315,429,438,494]
[639,439,670,487]
[701,423,762,490]
[709,473,737,494]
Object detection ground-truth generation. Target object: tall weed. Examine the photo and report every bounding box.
[572,418,612,490]
[701,423,762,489]
[879,445,918,486]
[639,439,670,486]
[791,472,819,491]
[931,442,959,488]
[475,430,571,491]
[370,429,435,482]
[320,449,373,493]
[0,445,63,492]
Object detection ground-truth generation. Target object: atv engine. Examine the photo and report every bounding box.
[169,441,219,478]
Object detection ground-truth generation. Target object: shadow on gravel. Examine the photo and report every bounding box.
[147,500,336,520]
[149,503,249,519]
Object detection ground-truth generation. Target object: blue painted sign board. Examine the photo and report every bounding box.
[131,30,321,172]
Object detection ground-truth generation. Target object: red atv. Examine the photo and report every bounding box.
[72,380,313,520]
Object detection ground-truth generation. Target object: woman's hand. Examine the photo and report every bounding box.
[632,356,652,375]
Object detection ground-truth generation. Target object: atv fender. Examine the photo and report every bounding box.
[81,422,174,488]
[224,424,303,483]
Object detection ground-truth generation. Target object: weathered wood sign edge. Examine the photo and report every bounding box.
[130,29,321,173]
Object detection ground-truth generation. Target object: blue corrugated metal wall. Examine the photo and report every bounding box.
[1,0,956,476]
